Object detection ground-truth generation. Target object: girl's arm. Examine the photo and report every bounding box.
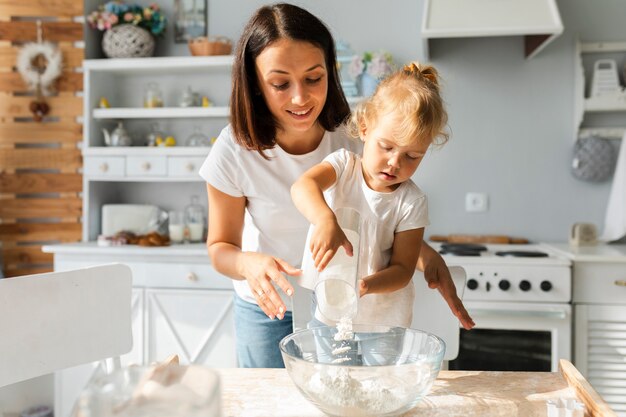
[206,184,298,320]
[291,162,353,270]
[360,228,424,295]
[417,242,475,329]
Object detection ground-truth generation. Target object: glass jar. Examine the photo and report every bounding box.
[168,210,185,244]
[184,195,205,243]
[143,82,163,108]
[179,86,196,107]
[185,125,211,147]
[145,122,164,147]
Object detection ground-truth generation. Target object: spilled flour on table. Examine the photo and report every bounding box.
[304,316,407,415]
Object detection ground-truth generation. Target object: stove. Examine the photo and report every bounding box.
[437,243,573,372]
[438,243,571,303]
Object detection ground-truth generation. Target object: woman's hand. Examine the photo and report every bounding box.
[419,243,475,330]
[239,252,300,320]
[310,217,353,271]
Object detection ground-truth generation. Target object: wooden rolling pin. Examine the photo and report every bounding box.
[430,234,529,244]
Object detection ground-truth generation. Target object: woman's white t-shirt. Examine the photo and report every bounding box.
[198,125,361,308]
[301,149,430,327]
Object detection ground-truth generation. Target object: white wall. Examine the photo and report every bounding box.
[81,0,626,241]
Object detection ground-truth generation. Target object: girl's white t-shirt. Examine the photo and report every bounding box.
[199,125,361,308]
[301,148,430,327]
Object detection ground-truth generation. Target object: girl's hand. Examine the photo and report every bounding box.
[310,218,353,271]
[239,252,300,320]
[358,279,368,297]
[422,253,475,330]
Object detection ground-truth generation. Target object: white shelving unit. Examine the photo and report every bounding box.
[93,106,229,119]
[574,40,626,140]
[82,56,234,241]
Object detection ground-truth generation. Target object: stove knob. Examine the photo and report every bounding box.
[519,280,532,292]
[498,279,511,291]
[467,279,479,290]
[540,280,553,292]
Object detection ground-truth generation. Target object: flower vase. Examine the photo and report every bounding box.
[102,24,155,58]
[359,73,379,97]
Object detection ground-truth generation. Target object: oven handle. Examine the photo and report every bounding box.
[469,308,568,320]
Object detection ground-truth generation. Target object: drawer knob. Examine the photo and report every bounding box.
[99,163,109,172]
[187,272,198,282]
[142,162,151,171]
[615,280,626,287]
[186,163,195,172]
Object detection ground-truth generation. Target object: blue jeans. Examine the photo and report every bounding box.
[233,294,293,368]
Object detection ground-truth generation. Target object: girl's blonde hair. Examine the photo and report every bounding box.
[347,62,449,147]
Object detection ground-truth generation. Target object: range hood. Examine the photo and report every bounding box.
[421,0,563,59]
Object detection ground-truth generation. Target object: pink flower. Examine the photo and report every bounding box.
[109,14,118,24]
[150,3,159,11]
[348,55,365,79]
[124,12,133,22]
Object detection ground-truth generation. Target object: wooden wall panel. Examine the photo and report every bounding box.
[0,173,82,193]
[0,4,83,277]
[0,148,81,171]
[0,0,83,18]
[0,45,84,68]
[0,94,82,117]
[0,72,83,93]
[0,21,82,43]
[0,122,81,145]
[0,197,82,219]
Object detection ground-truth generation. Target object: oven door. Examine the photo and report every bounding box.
[449,301,571,372]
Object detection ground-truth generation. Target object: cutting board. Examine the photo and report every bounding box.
[430,234,529,244]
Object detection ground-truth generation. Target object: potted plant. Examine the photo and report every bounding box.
[349,51,394,96]
[87,1,167,58]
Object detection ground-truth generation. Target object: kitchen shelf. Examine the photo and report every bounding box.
[83,55,234,73]
[82,147,211,156]
[93,106,229,119]
[574,39,626,140]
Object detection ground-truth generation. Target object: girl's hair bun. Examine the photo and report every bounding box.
[403,62,439,86]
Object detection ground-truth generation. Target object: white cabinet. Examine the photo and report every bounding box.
[43,244,237,417]
[574,41,626,141]
[82,56,233,241]
[572,259,626,416]
[145,288,236,367]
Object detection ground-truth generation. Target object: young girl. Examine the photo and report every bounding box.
[291,62,449,327]
[201,3,472,368]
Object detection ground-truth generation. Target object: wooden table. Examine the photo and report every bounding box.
[217,361,615,417]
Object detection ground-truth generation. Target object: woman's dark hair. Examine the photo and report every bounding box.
[230,3,350,157]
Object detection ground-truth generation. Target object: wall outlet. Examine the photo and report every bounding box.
[465,192,489,212]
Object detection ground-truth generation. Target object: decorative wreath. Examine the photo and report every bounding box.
[16,42,62,96]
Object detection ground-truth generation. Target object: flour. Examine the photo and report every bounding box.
[306,316,408,415]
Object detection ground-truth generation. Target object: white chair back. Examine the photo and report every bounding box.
[0,264,133,387]
[292,265,466,361]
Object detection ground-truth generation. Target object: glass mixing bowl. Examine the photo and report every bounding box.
[279,324,445,417]
[73,365,221,417]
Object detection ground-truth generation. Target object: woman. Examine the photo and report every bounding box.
[199,3,474,368]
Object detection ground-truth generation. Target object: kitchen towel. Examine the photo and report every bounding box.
[600,130,626,241]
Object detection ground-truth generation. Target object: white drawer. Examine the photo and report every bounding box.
[167,156,205,178]
[573,262,626,304]
[131,262,233,290]
[126,156,167,177]
[84,156,125,177]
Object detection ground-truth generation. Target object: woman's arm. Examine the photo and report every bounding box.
[360,228,424,295]
[291,162,352,270]
[417,242,475,330]
[206,183,298,320]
